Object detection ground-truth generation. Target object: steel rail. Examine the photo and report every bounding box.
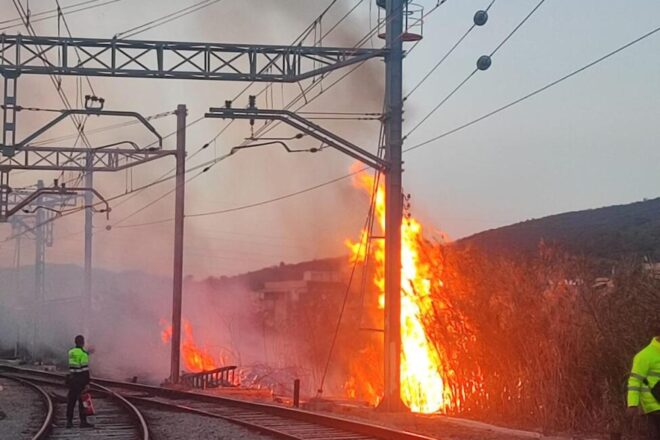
[129,395,331,440]
[91,382,150,440]
[0,368,149,439]
[0,372,54,439]
[95,378,434,440]
[1,365,434,440]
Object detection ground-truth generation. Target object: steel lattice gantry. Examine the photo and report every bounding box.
[0,34,384,81]
[0,34,384,158]
[0,146,173,172]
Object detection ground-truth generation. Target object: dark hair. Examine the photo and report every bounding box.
[74,335,85,346]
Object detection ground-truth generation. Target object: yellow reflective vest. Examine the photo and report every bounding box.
[627,337,660,414]
[68,347,90,375]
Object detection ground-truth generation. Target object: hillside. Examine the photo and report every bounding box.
[202,256,345,291]
[460,197,660,261]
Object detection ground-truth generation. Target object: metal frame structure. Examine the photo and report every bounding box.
[0,146,173,171]
[4,185,108,220]
[205,107,388,171]
[0,109,178,367]
[0,2,406,409]
[0,35,384,81]
[8,184,79,357]
[14,109,162,151]
[0,108,169,220]
[0,34,383,158]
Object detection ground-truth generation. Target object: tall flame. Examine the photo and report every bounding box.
[160,318,218,372]
[346,170,449,413]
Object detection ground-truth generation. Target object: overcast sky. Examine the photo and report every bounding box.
[0,0,659,278]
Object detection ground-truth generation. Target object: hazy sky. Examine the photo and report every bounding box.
[0,0,659,278]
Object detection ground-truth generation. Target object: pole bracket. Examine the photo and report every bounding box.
[206,107,388,171]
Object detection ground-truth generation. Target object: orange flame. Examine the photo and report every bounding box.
[160,318,218,372]
[346,169,449,413]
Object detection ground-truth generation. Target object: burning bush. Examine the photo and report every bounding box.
[343,168,659,436]
[419,242,660,436]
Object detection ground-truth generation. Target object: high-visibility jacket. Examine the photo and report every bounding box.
[627,337,660,414]
[68,346,90,376]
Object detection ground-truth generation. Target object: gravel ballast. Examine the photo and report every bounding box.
[140,407,277,440]
[0,376,45,440]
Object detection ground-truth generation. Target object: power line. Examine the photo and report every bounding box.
[29,110,175,146]
[317,167,382,396]
[112,217,173,229]
[120,2,420,223]
[109,171,201,227]
[317,110,386,395]
[112,166,368,230]
[127,0,346,183]
[404,0,547,139]
[103,115,205,211]
[202,0,389,148]
[116,0,224,39]
[53,0,103,186]
[110,1,350,211]
[405,0,496,101]
[109,149,233,228]
[0,0,101,25]
[55,0,97,96]
[318,0,365,44]
[5,8,656,253]
[0,0,123,32]
[1,2,354,244]
[404,70,478,140]
[12,0,95,208]
[3,1,430,242]
[147,19,660,224]
[489,0,547,57]
[404,22,660,153]
[8,15,657,246]
[186,169,365,219]
[245,0,430,144]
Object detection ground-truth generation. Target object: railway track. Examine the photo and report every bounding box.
[0,369,149,440]
[1,365,435,440]
[0,372,52,439]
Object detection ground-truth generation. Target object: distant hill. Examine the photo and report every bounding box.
[460,197,660,261]
[203,256,345,291]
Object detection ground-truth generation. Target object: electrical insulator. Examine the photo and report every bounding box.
[477,55,492,71]
[248,95,256,128]
[474,10,488,26]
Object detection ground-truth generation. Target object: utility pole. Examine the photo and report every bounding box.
[13,226,22,357]
[169,104,187,384]
[83,153,93,337]
[33,179,46,359]
[382,0,405,411]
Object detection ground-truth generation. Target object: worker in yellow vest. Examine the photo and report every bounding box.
[627,328,660,440]
[66,334,94,429]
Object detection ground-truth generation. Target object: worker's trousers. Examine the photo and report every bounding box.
[648,411,660,440]
[66,375,88,424]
